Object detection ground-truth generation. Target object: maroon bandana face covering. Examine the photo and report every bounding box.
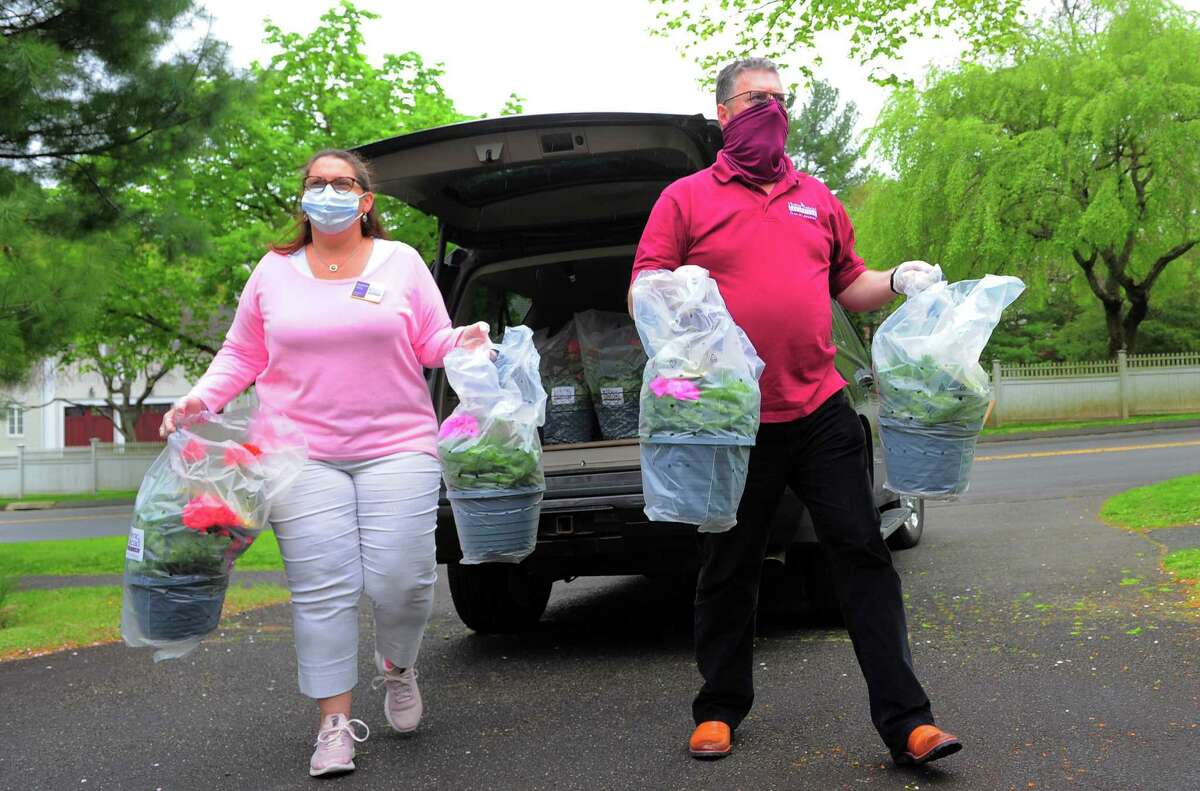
[719,99,791,184]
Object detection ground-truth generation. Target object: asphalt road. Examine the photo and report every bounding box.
[0,506,133,543]
[4,426,1198,545]
[2,426,1199,790]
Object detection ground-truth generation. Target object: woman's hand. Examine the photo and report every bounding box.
[160,395,207,438]
[458,321,491,352]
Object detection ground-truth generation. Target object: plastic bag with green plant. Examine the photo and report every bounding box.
[574,309,647,439]
[535,320,595,445]
[630,265,764,532]
[439,326,548,564]
[872,274,1025,498]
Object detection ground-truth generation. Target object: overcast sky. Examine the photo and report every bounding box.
[190,0,1200,139]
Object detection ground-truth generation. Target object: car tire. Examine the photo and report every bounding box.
[885,497,925,551]
[446,562,552,634]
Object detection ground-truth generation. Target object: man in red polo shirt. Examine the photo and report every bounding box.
[630,58,961,766]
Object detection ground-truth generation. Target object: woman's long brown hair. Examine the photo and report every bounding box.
[271,148,389,255]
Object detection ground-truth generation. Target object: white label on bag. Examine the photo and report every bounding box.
[551,386,576,406]
[601,387,624,406]
[125,527,144,562]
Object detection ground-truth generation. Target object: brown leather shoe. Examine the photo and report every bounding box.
[896,724,962,765]
[689,721,732,759]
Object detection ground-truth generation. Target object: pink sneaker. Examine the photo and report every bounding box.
[372,652,423,733]
[309,714,369,777]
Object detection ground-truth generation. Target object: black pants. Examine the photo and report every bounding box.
[692,391,934,756]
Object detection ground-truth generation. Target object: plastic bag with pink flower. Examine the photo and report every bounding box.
[630,265,764,532]
[120,408,306,661]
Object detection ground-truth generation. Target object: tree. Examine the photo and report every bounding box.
[65,1,479,426]
[856,0,1200,357]
[1,0,240,216]
[55,231,227,442]
[0,177,109,383]
[787,79,866,194]
[168,0,469,269]
[649,0,1025,86]
[0,0,240,384]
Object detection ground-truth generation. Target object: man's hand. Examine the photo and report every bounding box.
[891,261,944,297]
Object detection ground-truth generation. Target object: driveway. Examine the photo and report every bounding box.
[2,426,1198,790]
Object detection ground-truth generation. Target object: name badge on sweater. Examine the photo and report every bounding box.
[351,281,386,303]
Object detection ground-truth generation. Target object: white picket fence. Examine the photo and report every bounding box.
[991,350,1200,425]
[0,440,164,499]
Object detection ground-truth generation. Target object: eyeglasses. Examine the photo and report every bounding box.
[723,90,794,109]
[303,176,363,194]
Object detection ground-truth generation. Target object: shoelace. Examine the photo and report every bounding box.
[315,718,370,748]
[371,667,418,702]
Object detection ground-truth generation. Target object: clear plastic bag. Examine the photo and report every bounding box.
[630,266,764,531]
[439,326,548,565]
[120,408,307,661]
[535,319,595,445]
[573,309,646,439]
[439,325,547,495]
[631,266,764,443]
[872,274,1025,498]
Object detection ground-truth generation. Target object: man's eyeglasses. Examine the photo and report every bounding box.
[723,90,794,109]
[303,176,363,194]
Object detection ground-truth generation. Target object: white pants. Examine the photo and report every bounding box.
[270,450,441,699]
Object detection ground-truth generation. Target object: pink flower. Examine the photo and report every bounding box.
[222,444,260,468]
[439,414,480,439]
[180,439,207,464]
[182,494,243,530]
[649,377,701,401]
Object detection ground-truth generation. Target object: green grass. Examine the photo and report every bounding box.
[1164,548,1200,580]
[1163,549,1200,606]
[0,576,13,627]
[0,531,284,578]
[0,489,138,509]
[982,412,1200,437]
[0,583,291,660]
[1099,474,1200,530]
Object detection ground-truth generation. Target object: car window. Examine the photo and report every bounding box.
[462,281,535,341]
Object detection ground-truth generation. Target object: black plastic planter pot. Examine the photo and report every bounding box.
[125,573,229,642]
[594,385,640,440]
[879,418,981,498]
[448,488,544,565]
[543,396,595,445]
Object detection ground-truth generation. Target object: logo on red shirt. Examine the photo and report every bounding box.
[787,201,818,220]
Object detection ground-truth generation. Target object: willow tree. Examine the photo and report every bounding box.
[650,0,1025,85]
[857,0,1200,356]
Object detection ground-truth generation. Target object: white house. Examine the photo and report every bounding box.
[0,360,191,452]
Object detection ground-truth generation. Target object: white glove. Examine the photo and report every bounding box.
[891,261,944,297]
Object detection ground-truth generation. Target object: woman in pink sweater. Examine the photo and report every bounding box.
[161,149,488,778]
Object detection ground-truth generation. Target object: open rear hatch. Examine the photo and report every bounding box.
[355,112,721,255]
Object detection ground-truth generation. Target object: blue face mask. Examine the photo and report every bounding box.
[301,187,364,234]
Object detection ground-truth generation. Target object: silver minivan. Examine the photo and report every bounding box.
[356,113,924,633]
